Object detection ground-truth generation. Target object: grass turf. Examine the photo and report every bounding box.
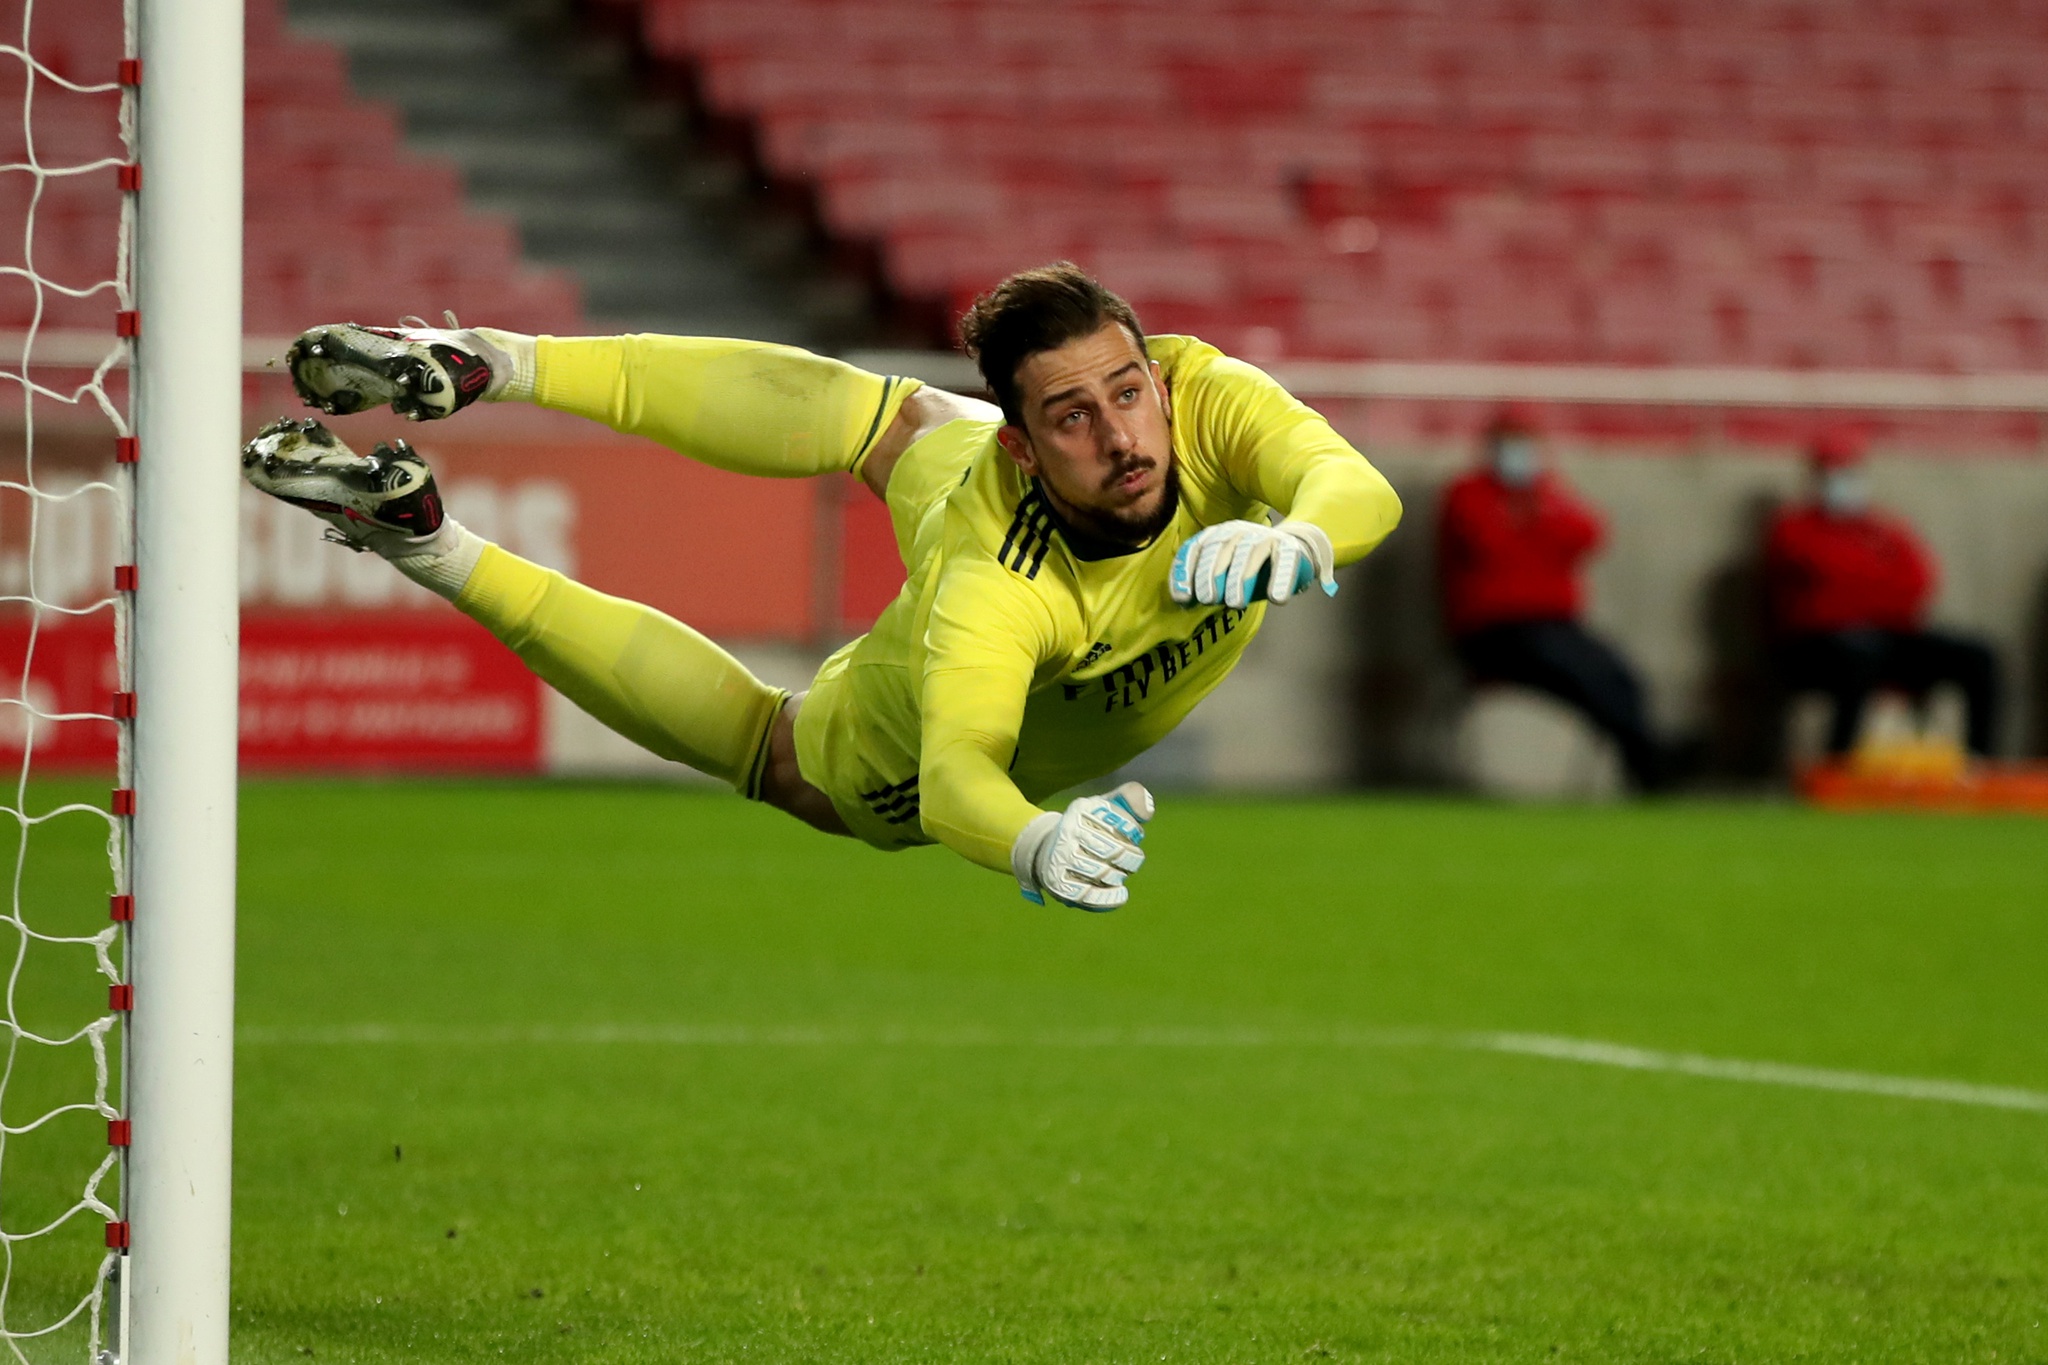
[13,783,2048,1362]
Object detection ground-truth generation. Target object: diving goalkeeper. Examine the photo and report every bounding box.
[243,263,1402,909]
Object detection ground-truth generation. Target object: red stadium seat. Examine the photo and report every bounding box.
[186,0,593,336]
[509,0,2048,371]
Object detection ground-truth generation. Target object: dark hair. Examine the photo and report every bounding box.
[957,262,1146,426]
[1486,402,1545,440]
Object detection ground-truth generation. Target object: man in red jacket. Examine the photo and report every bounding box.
[1438,407,1669,790]
[1765,430,2000,756]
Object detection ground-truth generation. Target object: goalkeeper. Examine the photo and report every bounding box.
[244,263,1402,909]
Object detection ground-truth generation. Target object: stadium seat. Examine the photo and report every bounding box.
[527,0,2048,378]
[0,0,578,347]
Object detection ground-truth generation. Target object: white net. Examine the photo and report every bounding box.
[0,0,136,1360]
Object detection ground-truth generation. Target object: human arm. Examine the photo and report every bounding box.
[1541,482,1606,560]
[1763,511,1809,580]
[1194,356,1401,558]
[1762,511,1818,629]
[1438,475,1521,565]
[1881,518,1938,622]
[919,658,1044,875]
[916,555,1158,907]
[1169,353,1402,606]
[915,557,1065,864]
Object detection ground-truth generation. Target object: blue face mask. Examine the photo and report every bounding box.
[1820,469,1870,515]
[1493,436,1540,487]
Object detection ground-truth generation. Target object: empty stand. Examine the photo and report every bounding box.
[624,0,2048,373]
[1,0,585,344]
[245,0,583,336]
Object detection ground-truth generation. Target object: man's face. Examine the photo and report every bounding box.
[997,321,1177,545]
[1489,432,1542,488]
[1818,465,1870,516]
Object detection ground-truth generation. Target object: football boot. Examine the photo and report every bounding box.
[240,416,444,550]
[285,319,498,421]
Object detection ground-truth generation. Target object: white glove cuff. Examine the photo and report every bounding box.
[1010,810,1062,897]
[1276,519,1337,594]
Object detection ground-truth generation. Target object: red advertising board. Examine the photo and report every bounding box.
[239,612,542,772]
[0,613,541,774]
[0,401,908,776]
[0,614,121,771]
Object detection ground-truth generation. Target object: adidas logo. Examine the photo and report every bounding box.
[1078,641,1114,669]
[997,485,1056,579]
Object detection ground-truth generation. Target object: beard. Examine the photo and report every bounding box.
[1042,457,1182,551]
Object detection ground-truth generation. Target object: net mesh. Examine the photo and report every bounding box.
[0,0,134,1359]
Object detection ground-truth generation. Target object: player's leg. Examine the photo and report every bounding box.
[1499,621,1664,790]
[531,333,928,483]
[288,322,920,484]
[1884,628,2002,756]
[240,417,849,832]
[462,543,848,832]
[1775,630,1885,755]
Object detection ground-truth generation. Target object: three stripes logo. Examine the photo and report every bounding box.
[858,774,921,827]
[997,485,1055,579]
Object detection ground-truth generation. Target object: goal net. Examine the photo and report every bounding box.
[0,0,137,1361]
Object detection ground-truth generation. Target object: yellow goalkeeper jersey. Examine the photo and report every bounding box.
[794,334,1401,871]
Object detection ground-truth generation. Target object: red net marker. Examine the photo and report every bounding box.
[116,436,138,464]
[116,310,141,338]
[109,893,134,923]
[108,1119,131,1148]
[114,564,137,591]
[117,163,141,192]
[105,1222,130,1251]
[111,788,136,816]
[109,984,133,1011]
[111,691,137,719]
[118,59,141,86]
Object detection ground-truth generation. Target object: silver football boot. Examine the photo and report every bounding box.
[285,319,503,421]
[240,417,445,552]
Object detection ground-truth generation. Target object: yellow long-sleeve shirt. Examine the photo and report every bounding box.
[794,334,1402,870]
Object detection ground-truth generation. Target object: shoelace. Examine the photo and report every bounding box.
[320,527,373,553]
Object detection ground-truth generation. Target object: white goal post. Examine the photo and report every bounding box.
[124,0,242,1362]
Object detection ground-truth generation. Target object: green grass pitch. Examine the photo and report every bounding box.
[12,783,2048,1362]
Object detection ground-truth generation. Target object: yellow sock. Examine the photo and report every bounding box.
[455,544,786,796]
[532,334,919,481]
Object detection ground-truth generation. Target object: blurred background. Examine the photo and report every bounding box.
[8,0,2048,798]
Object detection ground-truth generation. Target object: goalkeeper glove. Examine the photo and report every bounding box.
[1168,519,1337,610]
[1010,781,1156,911]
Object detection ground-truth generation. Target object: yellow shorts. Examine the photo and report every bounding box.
[792,417,986,852]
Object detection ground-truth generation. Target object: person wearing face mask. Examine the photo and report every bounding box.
[1437,405,1671,791]
[1765,429,2001,757]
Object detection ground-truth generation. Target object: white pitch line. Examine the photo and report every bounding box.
[234,1023,2048,1115]
[1465,1033,2048,1113]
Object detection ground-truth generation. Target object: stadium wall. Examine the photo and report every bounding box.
[517,430,2048,790]
[8,392,2044,787]
[1341,443,2048,786]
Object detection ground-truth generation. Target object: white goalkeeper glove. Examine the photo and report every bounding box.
[1010,781,1156,911]
[1168,519,1337,609]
